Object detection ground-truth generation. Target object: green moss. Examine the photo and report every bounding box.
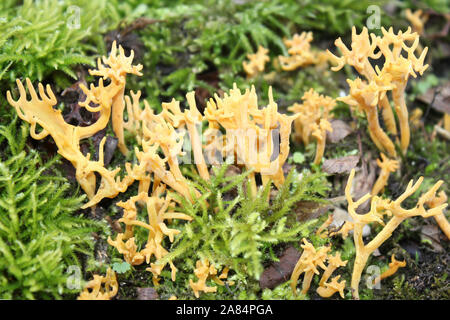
[0,119,104,299]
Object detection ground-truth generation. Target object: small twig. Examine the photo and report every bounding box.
[434,125,450,140]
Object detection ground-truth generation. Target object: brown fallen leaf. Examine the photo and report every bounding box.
[295,201,331,222]
[327,119,353,143]
[259,246,301,290]
[352,158,377,213]
[417,82,450,114]
[136,287,159,300]
[322,155,360,174]
[421,224,444,252]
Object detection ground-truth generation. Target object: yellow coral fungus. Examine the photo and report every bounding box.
[373,254,406,285]
[316,215,334,238]
[327,27,398,139]
[311,119,333,165]
[288,88,336,164]
[372,153,400,196]
[78,268,118,300]
[189,259,229,298]
[319,252,347,286]
[243,46,270,78]
[278,32,318,71]
[125,104,197,201]
[316,275,346,299]
[345,168,446,299]
[329,27,429,156]
[205,84,297,196]
[7,42,140,208]
[161,92,210,180]
[406,9,428,36]
[88,42,143,155]
[444,114,450,132]
[338,77,397,157]
[290,238,330,296]
[376,27,429,154]
[426,191,450,240]
[107,191,192,285]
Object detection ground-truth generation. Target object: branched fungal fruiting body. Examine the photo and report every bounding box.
[107,191,192,285]
[426,191,450,240]
[345,168,446,299]
[6,42,142,208]
[243,46,270,78]
[372,153,399,195]
[288,88,336,165]
[205,84,296,196]
[78,268,118,300]
[373,254,406,286]
[329,27,428,156]
[189,259,229,298]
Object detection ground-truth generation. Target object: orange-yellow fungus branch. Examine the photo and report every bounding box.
[345,169,446,299]
[372,153,399,195]
[243,46,270,78]
[426,191,450,240]
[108,192,192,285]
[329,27,428,156]
[373,254,406,285]
[78,268,118,300]
[288,88,336,165]
[7,42,141,208]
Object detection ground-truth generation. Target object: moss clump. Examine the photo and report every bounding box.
[0,119,103,299]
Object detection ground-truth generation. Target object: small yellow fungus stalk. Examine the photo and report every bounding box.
[339,78,397,157]
[406,9,428,36]
[312,119,333,165]
[426,191,450,240]
[243,46,270,78]
[291,238,330,296]
[372,153,400,195]
[376,27,429,154]
[78,268,118,300]
[373,254,406,286]
[319,252,347,286]
[189,259,229,298]
[444,114,450,132]
[345,169,446,299]
[316,275,346,299]
[288,89,336,164]
[161,92,210,181]
[108,191,192,285]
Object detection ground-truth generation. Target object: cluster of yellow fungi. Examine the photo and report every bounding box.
[345,168,447,299]
[107,190,192,285]
[6,20,449,300]
[328,26,429,157]
[7,41,302,298]
[278,32,329,71]
[291,239,347,298]
[189,259,231,298]
[288,88,336,165]
[6,44,141,209]
[243,46,270,78]
[78,268,118,300]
